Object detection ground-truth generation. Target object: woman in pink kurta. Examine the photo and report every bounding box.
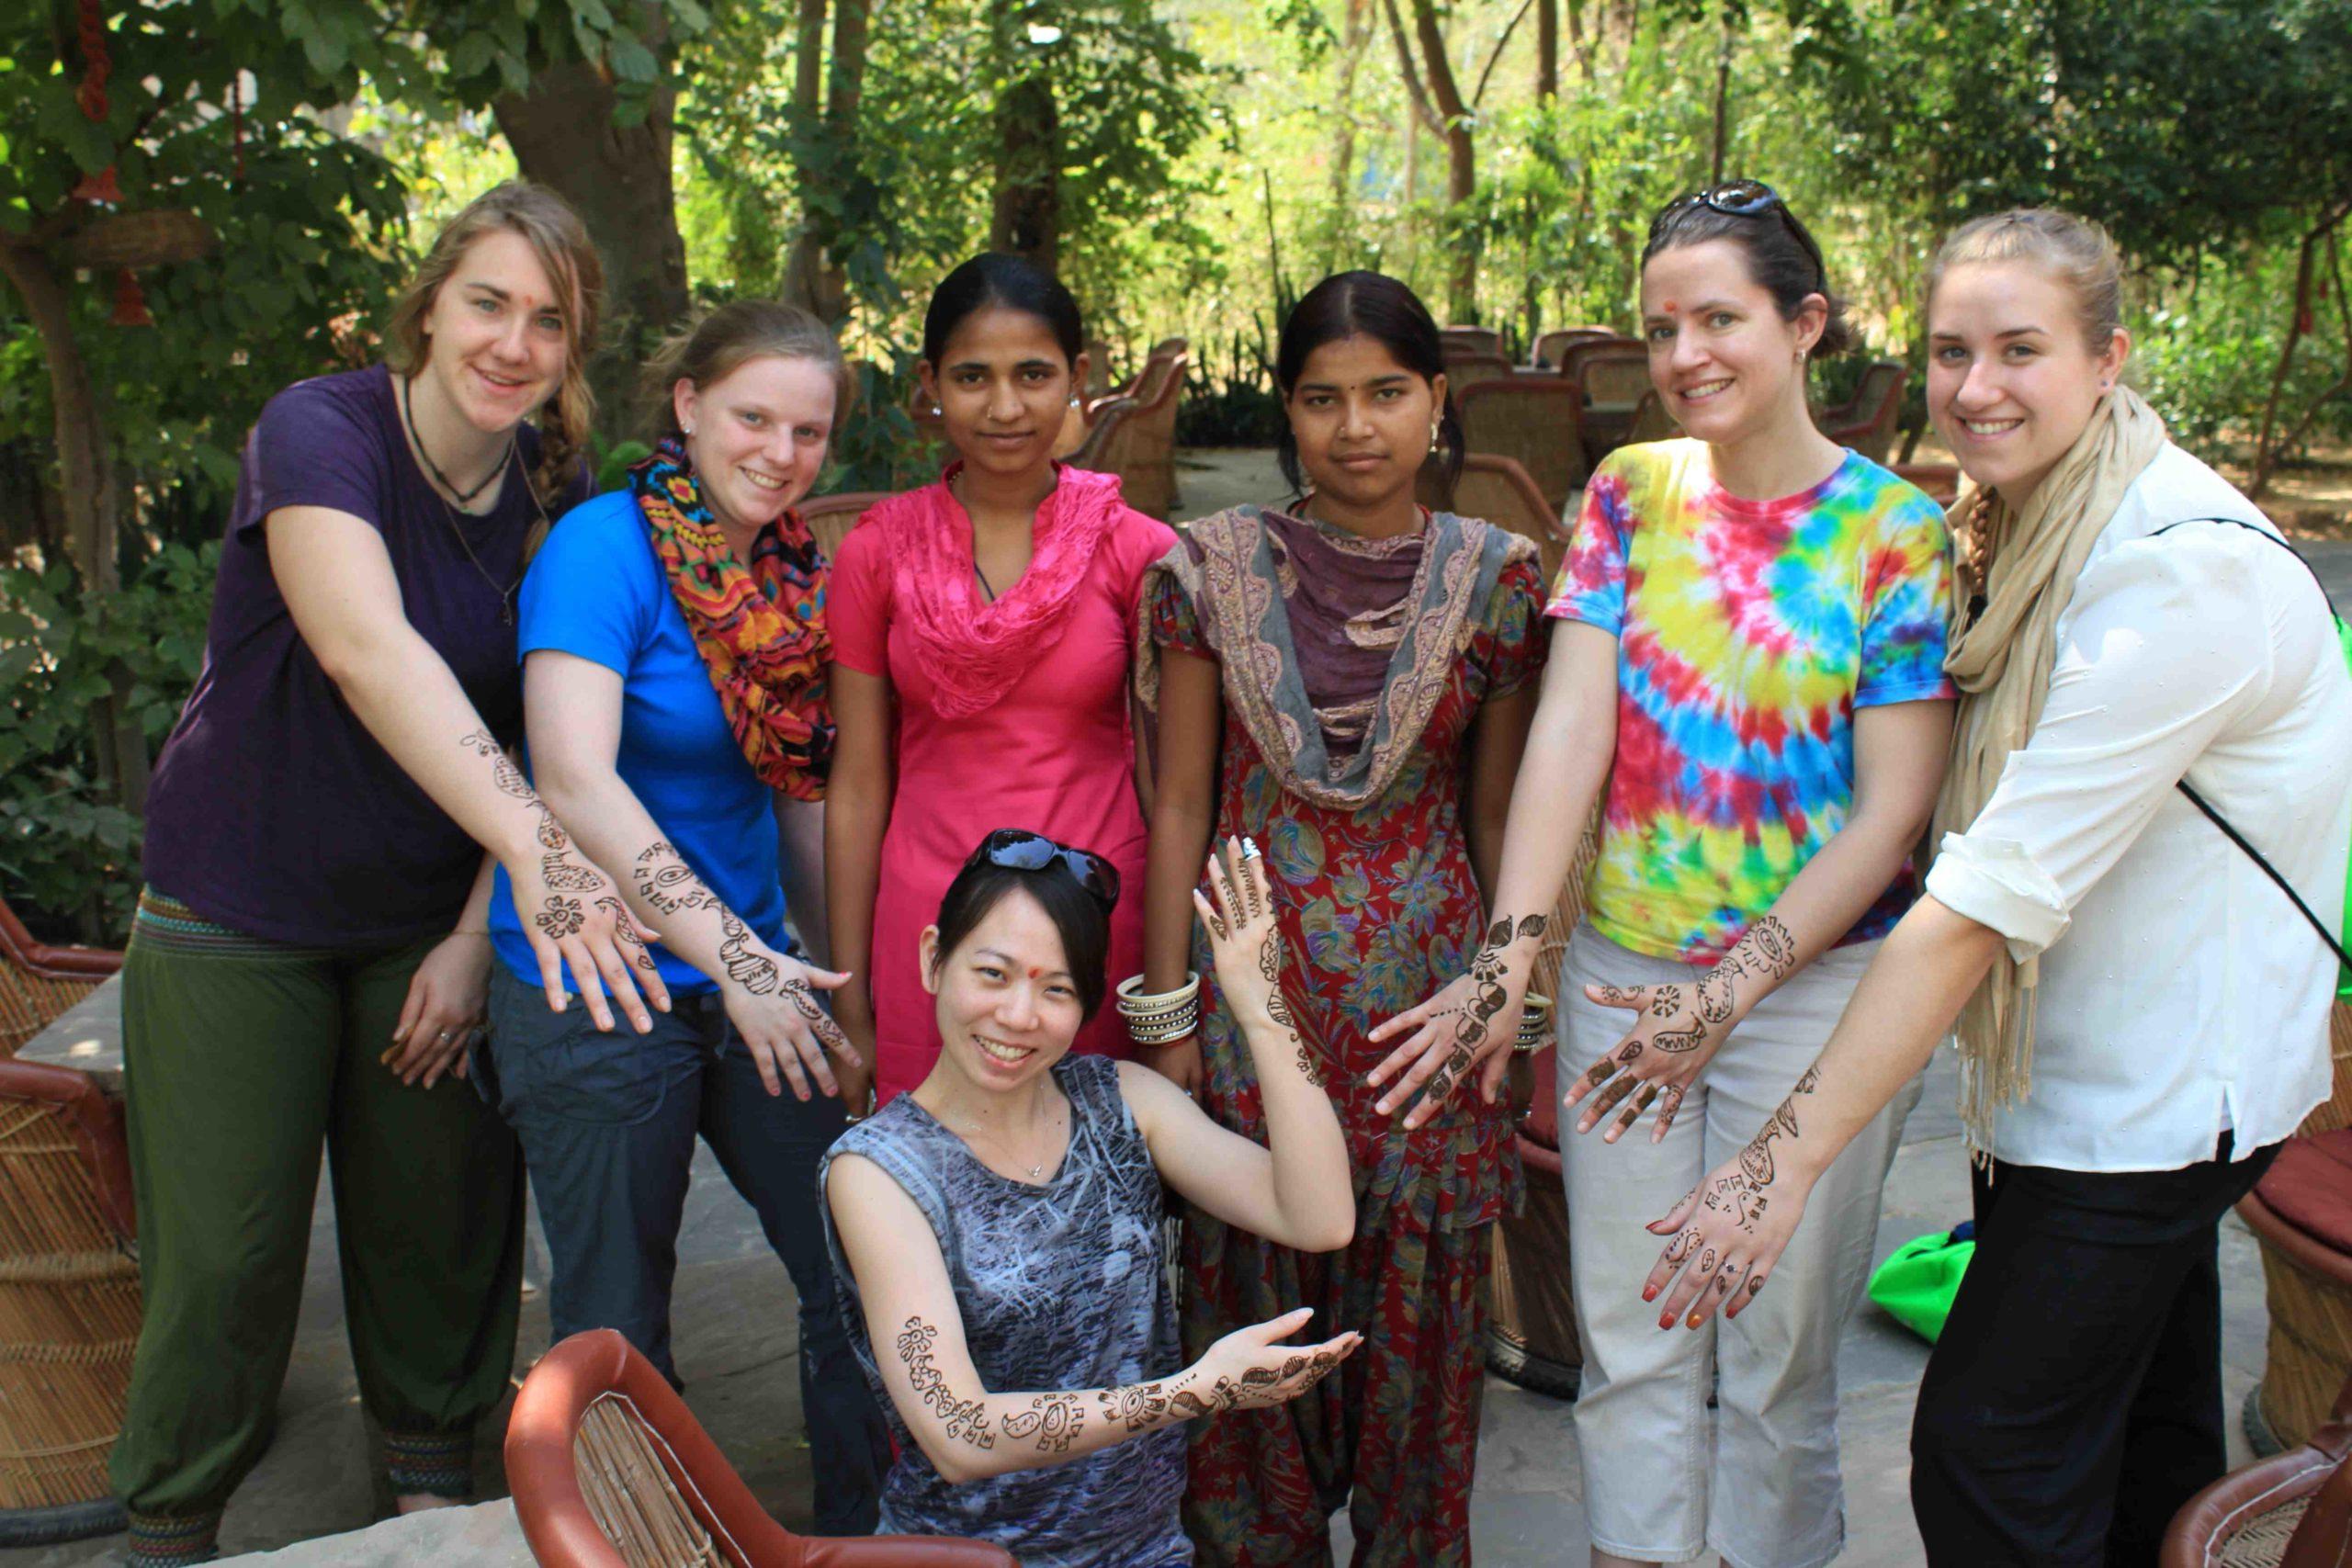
[825,252,1172,1107]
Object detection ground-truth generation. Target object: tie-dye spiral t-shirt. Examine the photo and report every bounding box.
[1548,439,1955,962]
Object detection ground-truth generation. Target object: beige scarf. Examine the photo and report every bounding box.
[1932,387,2168,1151]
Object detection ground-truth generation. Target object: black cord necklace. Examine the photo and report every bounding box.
[399,375,527,626]
[401,374,507,505]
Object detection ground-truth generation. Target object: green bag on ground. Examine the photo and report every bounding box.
[1867,1223,1975,1345]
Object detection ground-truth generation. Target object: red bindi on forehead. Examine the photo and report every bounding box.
[1027,966,1044,980]
[1662,300,1679,315]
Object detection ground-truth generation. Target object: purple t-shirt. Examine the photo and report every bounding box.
[142,364,587,945]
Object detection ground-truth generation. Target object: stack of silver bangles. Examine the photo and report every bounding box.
[1117,972,1201,1044]
[1514,992,1555,1054]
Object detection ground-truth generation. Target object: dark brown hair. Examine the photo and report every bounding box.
[1273,270,1464,502]
[1642,186,1854,356]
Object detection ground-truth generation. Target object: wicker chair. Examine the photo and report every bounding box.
[1568,344,1652,467]
[509,1329,1014,1568]
[2162,1368,2352,1568]
[1440,325,1504,358]
[1626,389,1679,446]
[1818,360,1907,462]
[797,493,888,563]
[1455,378,1590,519]
[1441,347,1518,395]
[1422,453,1570,588]
[1531,327,1621,369]
[0,1059,138,1545]
[2239,1001,2352,1453]
[1115,349,1189,520]
[0,901,120,1060]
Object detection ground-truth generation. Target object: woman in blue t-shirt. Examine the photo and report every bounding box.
[482,299,888,1529]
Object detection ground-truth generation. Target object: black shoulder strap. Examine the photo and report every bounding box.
[2151,516,2348,970]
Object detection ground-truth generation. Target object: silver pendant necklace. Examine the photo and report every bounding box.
[401,375,527,626]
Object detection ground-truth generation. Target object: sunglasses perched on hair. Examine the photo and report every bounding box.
[1654,180,1827,293]
[964,829,1122,911]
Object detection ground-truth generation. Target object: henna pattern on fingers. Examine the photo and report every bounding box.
[718,910,782,996]
[895,1319,995,1449]
[1665,1226,1702,1264]
[1656,1084,1686,1133]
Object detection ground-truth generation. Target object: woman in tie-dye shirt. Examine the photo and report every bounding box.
[1372,183,1955,1568]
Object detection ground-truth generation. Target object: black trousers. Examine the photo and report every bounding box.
[1909,1133,2279,1567]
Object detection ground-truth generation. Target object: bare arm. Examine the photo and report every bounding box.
[830,1156,1359,1484]
[526,651,856,1100]
[1368,622,1620,1126]
[1463,682,1539,907]
[824,664,896,1083]
[1641,897,2004,1326]
[1120,840,1353,1252]
[383,851,499,1088]
[1136,648,1225,1092]
[775,795,831,969]
[1566,696,1956,1142]
[267,505,664,1032]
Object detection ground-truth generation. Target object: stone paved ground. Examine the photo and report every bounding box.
[3,444,2310,1567]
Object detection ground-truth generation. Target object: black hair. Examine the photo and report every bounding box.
[1272,270,1464,503]
[931,851,1112,1021]
[1641,186,1854,357]
[922,253,1085,369]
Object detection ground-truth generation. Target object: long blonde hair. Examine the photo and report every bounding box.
[385,182,605,508]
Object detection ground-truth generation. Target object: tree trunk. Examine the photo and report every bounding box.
[1538,0,1558,98]
[778,0,870,325]
[1322,0,1372,273]
[1710,6,1735,183]
[989,73,1061,274]
[0,232,149,815]
[494,6,690,439]
[1408,0,1477,322]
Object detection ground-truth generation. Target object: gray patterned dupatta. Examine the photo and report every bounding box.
[1136,503,1530,812]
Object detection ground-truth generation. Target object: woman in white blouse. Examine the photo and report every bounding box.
[1632,207,2352,1564]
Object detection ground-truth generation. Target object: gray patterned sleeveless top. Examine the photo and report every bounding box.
[820,1055,1190,1567]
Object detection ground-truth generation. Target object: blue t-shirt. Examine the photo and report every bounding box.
[488,490,791,996]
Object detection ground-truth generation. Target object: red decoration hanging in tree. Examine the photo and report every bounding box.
[110,269,152,328]
[70,0,123,207]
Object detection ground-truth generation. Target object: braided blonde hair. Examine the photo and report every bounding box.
[384,182,605,508]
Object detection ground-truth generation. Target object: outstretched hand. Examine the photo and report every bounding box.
[1560,977,1731,1144]
[1193,836,1283,1023]
[1363,913,1550,1130]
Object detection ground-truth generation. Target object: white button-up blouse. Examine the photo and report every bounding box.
[1924,444,2352,1173]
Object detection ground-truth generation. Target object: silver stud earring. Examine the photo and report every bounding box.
[929,402,943,416]
[683,423,695,436]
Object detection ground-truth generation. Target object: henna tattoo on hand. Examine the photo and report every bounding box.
[458,730,501,759]
[1001,1394,1085,1453]
[1515,914,1549,943]
[535,896,583,940]
[1098,1382,1175,1432]
[1617,1041,1643,1064]
[1665,1226,1702,1264]
[1646,986,1683,1019]
[1699,1247,1715,1274]
[595,895,658,972]
[1702,1173,1770,1233]
[1258,931,1281,985]
[1243,862,1262,922]
[1589,983,1644,1007]
[634,841,718,917]
[1586,1059,1616,1087]
[895,1318,995,1450]
[1794,1064,1820,1095]
[718,909,781,996]
[1747,1275,1765,1297]
[1696,964,1736,1025]
[1651,1020,1709,1054]
[1656,1083,1686,1133]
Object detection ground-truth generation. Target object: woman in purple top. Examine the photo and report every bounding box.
[117,183,659,1568]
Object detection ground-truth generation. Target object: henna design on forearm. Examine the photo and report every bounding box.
[1001,1394,1086,1453]
[896,1319,995,1450]
[634,841,718,917]
[1426,916,1517,1102]
[1696,963,1737,1025]
[718,909,781,996]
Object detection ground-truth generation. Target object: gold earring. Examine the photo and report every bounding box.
[1429,425,1442,452]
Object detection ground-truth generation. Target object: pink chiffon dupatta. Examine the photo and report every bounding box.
[867,461,1129,719]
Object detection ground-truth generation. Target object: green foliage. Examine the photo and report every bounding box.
[2134,249,2352,462]
[0,545,215,941]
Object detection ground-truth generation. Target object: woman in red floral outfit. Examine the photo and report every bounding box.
[1135,272,1545,1565]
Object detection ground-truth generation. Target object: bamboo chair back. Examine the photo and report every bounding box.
[1440,325,1504,358]
[1576,346,1652,410]
[1532,327,1620,368]
[1434,453,1570,589]
[797,492,888,563]
[1555,336,1640,388]
[0,1060,139,1517]
[1442,346,1517,393]
[1820,360,1906,461]
[1120,351,1189,520]
[1627,389,1679,445]
[1456,378,1590,517]
[0,902,119,1060]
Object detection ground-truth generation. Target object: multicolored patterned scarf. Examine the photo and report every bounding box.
[631,439,834,800]
[1136,504,1530,810]
[866,461,1129,720]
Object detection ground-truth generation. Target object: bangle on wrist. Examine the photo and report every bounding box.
[1513,992,1555,1054]
[1117,973,1201,1044]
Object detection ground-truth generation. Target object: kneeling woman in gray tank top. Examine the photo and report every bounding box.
[822,832,1356,1567]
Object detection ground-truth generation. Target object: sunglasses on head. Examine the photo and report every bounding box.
[1654,180,1827,295]
[965,829,1121,911]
